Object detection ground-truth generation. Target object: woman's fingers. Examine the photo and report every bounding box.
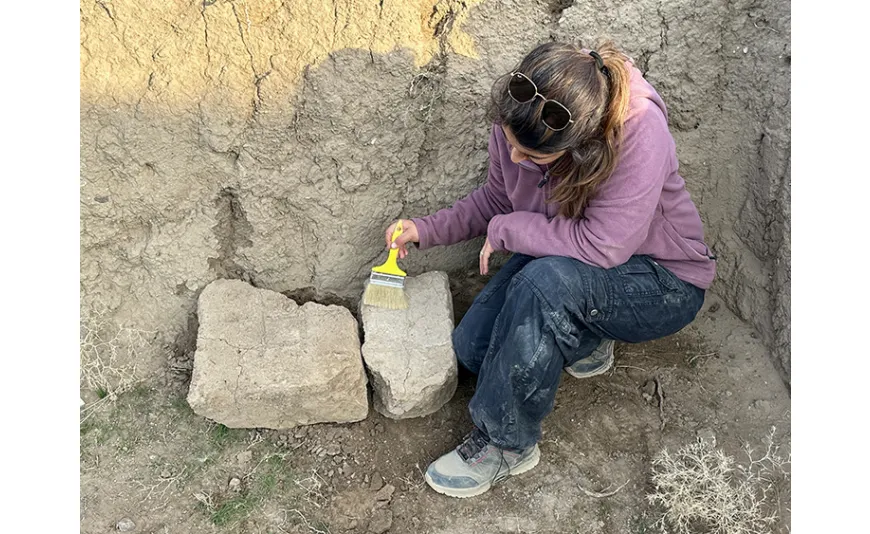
[392,238,409,259]
[385,219,418,259]
[385,222,397,249]
[480,239,493,275]
[391,221,417,253]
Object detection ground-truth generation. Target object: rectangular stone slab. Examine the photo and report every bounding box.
[361,271,458,419]
[187,279,368,428]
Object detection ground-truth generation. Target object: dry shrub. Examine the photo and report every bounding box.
[648,427,790,534]
[80,305,153,401]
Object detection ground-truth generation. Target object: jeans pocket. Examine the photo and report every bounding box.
[615,257,679,297]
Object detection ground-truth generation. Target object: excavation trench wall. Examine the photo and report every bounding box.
[80,0,791,384]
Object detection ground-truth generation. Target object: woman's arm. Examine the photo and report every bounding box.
[411,125,513,249]
[485,102,672,268]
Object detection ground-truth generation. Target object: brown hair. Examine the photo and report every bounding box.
[488,41,631,218]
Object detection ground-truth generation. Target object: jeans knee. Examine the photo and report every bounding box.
[451,323,472,364]
[507,256,578,305]
[519,256,583,283]
[451,309,493,374]
[510,256,594,337]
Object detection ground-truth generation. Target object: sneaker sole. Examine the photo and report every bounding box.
[564,353,614,379]
[424,445,541,499]
[564,345,615,379]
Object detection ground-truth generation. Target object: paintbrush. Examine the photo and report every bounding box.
[362,220,409,309]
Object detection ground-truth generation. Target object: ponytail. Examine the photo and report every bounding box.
[548,42,631,218]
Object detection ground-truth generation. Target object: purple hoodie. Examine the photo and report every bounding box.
[412,62,716,290]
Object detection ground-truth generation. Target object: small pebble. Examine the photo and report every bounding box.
[368,509,393,534]
[160,469,172,479]
[375,484,395,503]
[116,518,135,532]
[228,477,242,492]
[752,399,772,412]
[697,428,717,447]
[370,472,384,492]
[325,443,341,456]
[641,380,656,403]
[328,469,335,477]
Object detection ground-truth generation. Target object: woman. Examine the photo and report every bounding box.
[384,41,716,498]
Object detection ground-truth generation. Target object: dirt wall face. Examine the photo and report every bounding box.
[80,0,791,385]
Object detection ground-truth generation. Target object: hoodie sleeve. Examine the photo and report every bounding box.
[486,100,671,268]
[411,126,513,249]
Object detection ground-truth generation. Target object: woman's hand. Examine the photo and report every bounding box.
[479,238,496,275]
[385,219,419,260]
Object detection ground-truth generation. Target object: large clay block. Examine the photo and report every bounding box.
[187,279,368,429]
[361,271,458,419]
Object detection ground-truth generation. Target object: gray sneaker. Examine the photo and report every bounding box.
[424,429,541,498]
[565,339,615,378]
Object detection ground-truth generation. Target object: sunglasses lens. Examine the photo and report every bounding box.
[508,74,537,103]
[542,101,571,131]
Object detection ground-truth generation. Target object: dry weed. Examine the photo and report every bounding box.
[647,426,790,534]
[80,305,153,408]
[407,69,445,126]
[294,468,329,509]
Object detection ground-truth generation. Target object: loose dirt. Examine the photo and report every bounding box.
[81,278,790,534]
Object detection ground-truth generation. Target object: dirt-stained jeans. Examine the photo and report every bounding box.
[452,254,706,450]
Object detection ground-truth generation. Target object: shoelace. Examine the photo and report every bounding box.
[457,430,489,462]
[457,429,514,488]
[457,428,517,488]
[490,449,509,487]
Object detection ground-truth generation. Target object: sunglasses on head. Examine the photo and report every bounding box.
[507,72,574,132]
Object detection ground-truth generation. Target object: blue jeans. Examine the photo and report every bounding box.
[452,254,705,450]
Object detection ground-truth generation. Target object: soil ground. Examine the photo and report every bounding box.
[81,275,790,534]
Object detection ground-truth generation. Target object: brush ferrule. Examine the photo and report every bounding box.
[369,273,406,288]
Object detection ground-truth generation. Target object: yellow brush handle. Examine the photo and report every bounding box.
[373,220,407,277]
[390,220,404,243]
